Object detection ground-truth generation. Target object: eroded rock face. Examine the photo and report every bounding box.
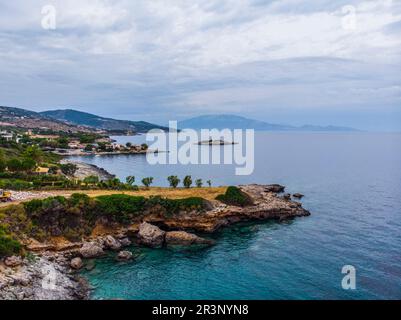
[138,222,165,247]
[165,231,214,246]
[79,242,104,258]
[104,235,122,251]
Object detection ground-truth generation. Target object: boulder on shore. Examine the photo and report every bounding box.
[165,231,214,246]
[264,184,285,193]
[79,242,104,258]
[70,257,83,270]
[117,251,133,261]
[138,222,165,247]
[104,235,122,251]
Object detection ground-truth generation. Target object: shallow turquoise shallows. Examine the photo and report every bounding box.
[77,132,401,299]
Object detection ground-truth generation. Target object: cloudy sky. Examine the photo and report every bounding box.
[0,0,400,130]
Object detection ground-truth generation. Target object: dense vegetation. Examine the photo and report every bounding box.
[215,186,253,207]
[0,193,208,250]
[0,225,22,258]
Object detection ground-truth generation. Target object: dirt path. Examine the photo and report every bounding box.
[0,187,227,207]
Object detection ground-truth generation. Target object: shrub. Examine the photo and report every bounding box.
[216,186,253,207]
[183,175,192,188]
[95,194,146,224]
[142,177,154,188]
[126,176,135,186]
[0,225,22,258]
[60,163,77,176]
[167,175,180,188]
[0,178,32,190]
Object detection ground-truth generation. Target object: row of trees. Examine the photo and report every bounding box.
[125,175,211,188]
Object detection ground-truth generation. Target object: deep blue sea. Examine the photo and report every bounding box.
[74,132,401,299]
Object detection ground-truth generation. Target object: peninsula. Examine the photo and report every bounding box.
[0,184,310,300]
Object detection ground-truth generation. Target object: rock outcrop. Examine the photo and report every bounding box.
[264,184,285,193]
[103,235,122,251]
[293,193,304,199]
[145,185,310,233]
[70,257,83,270]
[165,231,214,246]
[138,222,166,247]
[0,255,89,300]
[4,256,23,268]
[79,242,104,258]
[117,251,133,261]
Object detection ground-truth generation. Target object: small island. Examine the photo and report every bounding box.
[197,139,237,145]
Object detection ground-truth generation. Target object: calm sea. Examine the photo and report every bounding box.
[74,132,401,299]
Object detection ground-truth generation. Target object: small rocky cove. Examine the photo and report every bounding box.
[0,184,310,300]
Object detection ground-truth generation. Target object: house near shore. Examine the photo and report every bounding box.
[35,167,50,174]
[0,130,13,141]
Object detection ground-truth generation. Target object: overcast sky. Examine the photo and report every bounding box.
[0,0,400,130]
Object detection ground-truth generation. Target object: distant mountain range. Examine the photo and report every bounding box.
[0,106,91,133]
[178,114,358,132]
[1,106,358,134]
[40,109,168,133]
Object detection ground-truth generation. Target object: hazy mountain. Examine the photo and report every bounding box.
[178,114,358,131]
[41,109,168,133]
[0,106,91,132]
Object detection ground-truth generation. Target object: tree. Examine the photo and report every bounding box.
[126,142,132,148]
[84,144,94,152]
[207,180,212,187]
[183,175,192,188]
[126,175,135,186]
[0,150,6,173]
[142,177,154,188]
[20,157,36,172]
[107,178,122,189]
[60,163,77,176]
[83,175,99,185]
[167,175,180,188]
[56,137,69,149]
[141,143,148,150]
[6,158,23,172]
[23,145,43,162]
[195,179,203,188]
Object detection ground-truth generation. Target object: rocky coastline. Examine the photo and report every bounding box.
[60,159,115,180]
[0,184,310,300]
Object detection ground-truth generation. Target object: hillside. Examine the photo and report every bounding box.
[0,106,93,133]
[41,109,168,133]
[178,114,358,131]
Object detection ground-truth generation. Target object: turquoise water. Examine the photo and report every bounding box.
[76,132,401,299]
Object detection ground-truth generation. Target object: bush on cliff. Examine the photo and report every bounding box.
[1,193,209,243]
[216,186,253,207]
[95,194,147,224]
[0,225,22,258]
